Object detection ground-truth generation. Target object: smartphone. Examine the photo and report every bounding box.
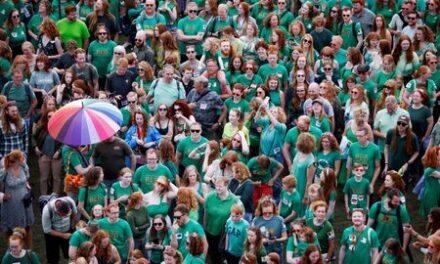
[263,96,270,105]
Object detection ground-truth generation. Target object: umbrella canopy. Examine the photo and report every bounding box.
[48,99,122,146]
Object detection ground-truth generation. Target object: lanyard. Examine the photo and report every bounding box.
[351,226,365,251]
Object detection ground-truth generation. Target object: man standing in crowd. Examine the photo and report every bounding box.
[175,122,209,174]
[146,64,186,113]
[171,204,208,258]
[339,209,380,264]
[179,45,205,76]
[133,30,155,68]
[284,115,322,171]
[1,69,37,125]
[338,7,363,50]
[330,36,347,69]
[347,127,381,192]
[0,102,29,158]
[92,135,136,189]
[187,76,226,139]
[69,48,99,95]
[310,17,333,53]
[401,11,419,40]
[135,0,166,45]
[368,188,411,249]
[56,6,90,49]
[42,196,78,264]
[98,203,134,263]
[54,40,78,75]
[134,148,174,193]
[105,58,135,108]
[374,96,410,159]
[177,2,205,58]
[351,0,375,36]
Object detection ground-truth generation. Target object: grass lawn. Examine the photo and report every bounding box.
[0,153,427,263]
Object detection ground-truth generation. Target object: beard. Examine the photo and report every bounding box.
[8,114,19,123]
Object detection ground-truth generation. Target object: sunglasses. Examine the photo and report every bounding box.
[154,222,164,227]
[351,91,358,95]
[323,67,332,71]
[342,14,350,17]
[297,74,305,77]
[397,121,408,127]
[303,39,311,43]
[174,215,182,220]
[187,50,195,53]
[278,1,286,4]
[191,129,201,133]
[232,138,241,142]
[245,67,253,70]
[330,9,337,12]
[12,15,19,18]
[135,39,143,42]
[98,32,108,35]
[158,108,167,111]
[128,100,137,104]
[430,61,438,65]
[384,85,392,89]
[114,52,123,55]
[188,10,198,13]
[146,4,154,6]
[174,107,181,111]
[137,68,144,72]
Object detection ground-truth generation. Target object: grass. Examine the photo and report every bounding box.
[0,153,427,263]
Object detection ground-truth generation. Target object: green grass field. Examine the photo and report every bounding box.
[0,153,427,263]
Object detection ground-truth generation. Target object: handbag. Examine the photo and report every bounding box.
[64,150,85,194]
[22,187,33,207]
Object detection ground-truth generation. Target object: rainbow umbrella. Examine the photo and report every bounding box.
[48,99,122,146]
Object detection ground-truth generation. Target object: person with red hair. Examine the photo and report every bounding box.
[419,146,440,216]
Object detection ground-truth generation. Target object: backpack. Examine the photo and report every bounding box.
[338,22,364,42]
[2,81,33,105]
[371,201,403,243]
[206,17,234,38]
[151,78,184,100]
[38,192,59,214]
[44,196,75,219]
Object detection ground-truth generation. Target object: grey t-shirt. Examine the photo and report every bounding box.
[42,197,77,234]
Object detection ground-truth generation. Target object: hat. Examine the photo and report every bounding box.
[397,115,410,125]
[312,99,323,105]
[357,64,370,74]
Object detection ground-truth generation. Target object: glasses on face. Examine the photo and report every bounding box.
[137,68,144,72]
[12,15,19,18]
[323,67,332,71]
[262,211,273,216]
[351,91,358,95]
[354,168,365,172]
[384,85,392,89]
[98,32,107,35]
[158,108,167,112]
[245,67,253,70]
[135,39,143,42]
[146,4,154,6]
[187,50,195,54]
[408,16,417,20]
[293,229,302,233]
[154,222,164,227]
[342,14,350,17]
[297,74,305,77]
[303,39,311,43]
[397,121,408,127]
[128,100,137,104]
[428,2,435,5]
[330,9,337,13]
[114,52,122,55]
[233,93,241,96]
[174,215,182,220]
[297,89,305,92]
[256,91,264,95]
[191,129,201,133]
[430,61,438,65]
[174,107,181,112]
[188,10,198,13]
[232,138,241,143]
[278,1,286,4]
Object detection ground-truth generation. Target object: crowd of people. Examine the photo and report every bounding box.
[1,0,440,263]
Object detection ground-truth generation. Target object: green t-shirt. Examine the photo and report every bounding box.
[6,23,26,48]
[247,156,280,183]
[343,177,370,211]
[78,183,107,217]
[97,217,133,260]
[78,5,93,21]
[61,145,94,175]
[314,150,341,183]
[257,64,288,86]
[279,189,301,223]
[205,192,239,236]
[110,182,140,218]
[1,251,41,264]
[0,1,13,27]
[405,79,437,106]
[420,167,440,217]
[339,22,363,50]
[374,70,397,90]
[348,142,381,182]
[251,5,270,29]
[176,219,205,258]
[176,136,209,172]
[1,83,36,117]
[88,40,117,78]
[284,127,322,158]
[310,116,331,133]
[0,57,11,76]
[339,226,380,264]
[225,218,250,257]
[56,18,90,48]
[69,229,91,247]
[236,74,264,101]
[224,97,250,115]
[183,254,205,264]
[133,164,173,193]
[368,201,410,246]
[286,236,321,258]
[177,16,205,55]
[305,218,335,254]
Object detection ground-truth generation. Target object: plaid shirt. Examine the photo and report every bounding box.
[0,120,29,158]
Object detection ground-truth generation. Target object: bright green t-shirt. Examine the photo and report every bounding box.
[97,218,133,260]
[343,177,370,211]
[305,218,335,254]
[88,40,117,78]
[279,189,301,223]
[348,142,381,182]
[56,18,90,48]
[176,136,209,173]
[224,97,250,115]
[284,126,322,158]
[339,22,363,50]
[257,64,288,86]
[69,229,91,247]
[177,16,205,55]
[78,183,107,217]
[133,164,173,193]
[110,182,140,218]
[247,156,279,184]
[176,219,205,258]
[339,226,380,264]
[0,1,13,27]
[1,251,41,264]
[205,192,239,236]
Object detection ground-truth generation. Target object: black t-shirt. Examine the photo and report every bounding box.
[105,71,135,102]
[55,52,75,70]
[92,137,133,180]
[86,14,120,41]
